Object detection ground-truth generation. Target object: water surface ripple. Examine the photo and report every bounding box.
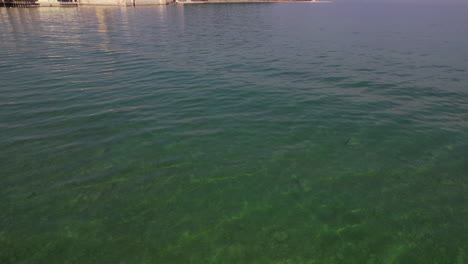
[1,3,468,263]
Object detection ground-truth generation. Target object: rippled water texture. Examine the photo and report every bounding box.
[1,3,468,263]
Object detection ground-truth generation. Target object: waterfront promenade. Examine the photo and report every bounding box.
[1,0,328,7]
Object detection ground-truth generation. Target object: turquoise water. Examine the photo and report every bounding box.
[1,3,468,263]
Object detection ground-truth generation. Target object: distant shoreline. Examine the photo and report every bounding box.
[1,0,332,8]
[177,0,332,4]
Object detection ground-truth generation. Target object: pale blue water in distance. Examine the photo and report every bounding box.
[1,2,468,263]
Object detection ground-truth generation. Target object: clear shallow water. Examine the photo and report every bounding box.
[1,3,468,263]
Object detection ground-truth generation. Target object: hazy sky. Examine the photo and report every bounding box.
[336,0,467,4]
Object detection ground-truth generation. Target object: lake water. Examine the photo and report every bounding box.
[1,2,467,263]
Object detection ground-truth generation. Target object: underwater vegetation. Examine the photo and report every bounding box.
[1,136,467,264]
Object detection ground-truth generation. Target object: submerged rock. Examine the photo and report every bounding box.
[345,137,359,147]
